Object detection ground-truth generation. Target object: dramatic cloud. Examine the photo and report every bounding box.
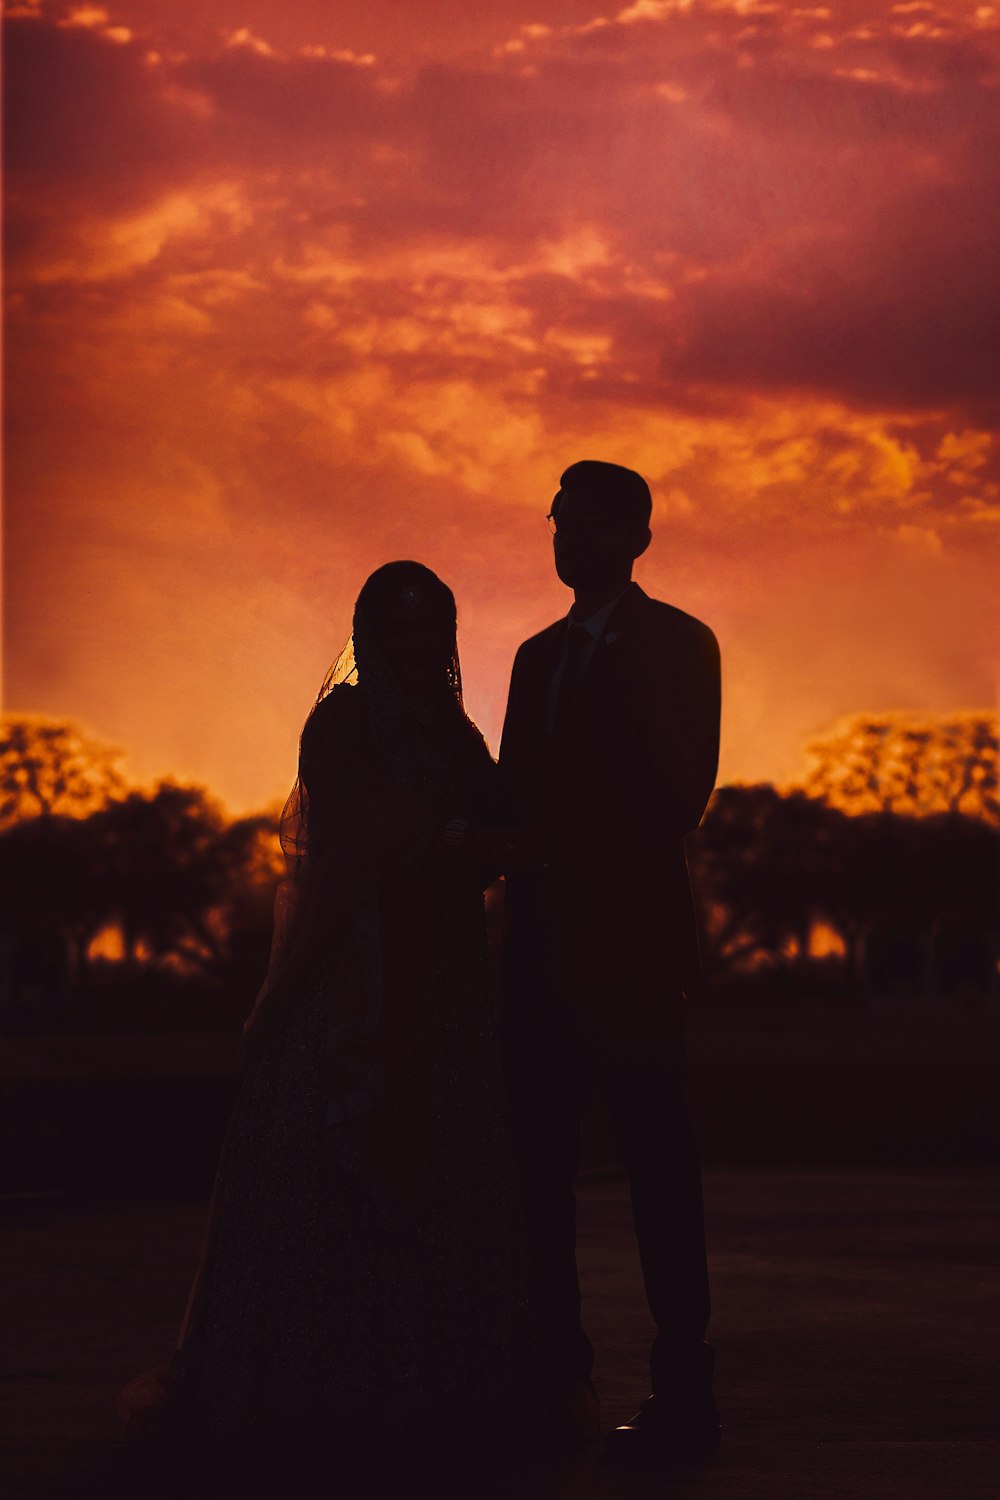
[4,0,998,806]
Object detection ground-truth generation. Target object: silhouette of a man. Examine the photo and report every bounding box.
[500,460,721,1454]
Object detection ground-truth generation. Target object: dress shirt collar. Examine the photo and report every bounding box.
[567,588,630,644]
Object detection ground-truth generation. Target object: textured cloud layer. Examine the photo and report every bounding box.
[5,0,998,805]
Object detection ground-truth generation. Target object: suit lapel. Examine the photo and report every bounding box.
[578,582,646,710]
[507,586,647,754]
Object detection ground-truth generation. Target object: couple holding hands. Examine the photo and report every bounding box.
[121,459,722,1460]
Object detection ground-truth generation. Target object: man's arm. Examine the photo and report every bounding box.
[498,640,531,789]
[645,617,721,840]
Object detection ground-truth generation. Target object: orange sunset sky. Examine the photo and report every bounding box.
[4,0,999,812]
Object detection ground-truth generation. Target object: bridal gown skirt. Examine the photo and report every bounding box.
[122,875,544,1445]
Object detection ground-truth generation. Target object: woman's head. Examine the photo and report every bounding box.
[354,561,458,695]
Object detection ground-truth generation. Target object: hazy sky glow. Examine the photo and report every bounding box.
[4,0,999,810]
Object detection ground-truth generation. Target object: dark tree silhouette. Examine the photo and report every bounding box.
[0,783,283,1011]
[691,785,848,976]
[0,813,110,982]
[691,787,999,994]
[91,784,240,972]
[804,711,998,824]
[1,712,995,1029]
[0,716,125,829]
[212,812,284,992]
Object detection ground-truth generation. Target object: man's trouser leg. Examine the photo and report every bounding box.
[601,1028,712,1397]
[502,1006,593,1389]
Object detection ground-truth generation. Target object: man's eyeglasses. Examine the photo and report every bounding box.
[546,512,619,536]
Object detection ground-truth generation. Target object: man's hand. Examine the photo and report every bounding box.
[442,822,549,872]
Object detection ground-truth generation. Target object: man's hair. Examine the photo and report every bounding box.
[555,460,652,528]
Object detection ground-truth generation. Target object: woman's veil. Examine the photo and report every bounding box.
[277,635,358,871]
[248,562,472,1041]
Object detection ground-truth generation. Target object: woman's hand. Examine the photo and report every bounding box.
[442,822,549,872]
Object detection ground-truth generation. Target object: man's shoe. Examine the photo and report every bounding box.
[605,1393,721,1459]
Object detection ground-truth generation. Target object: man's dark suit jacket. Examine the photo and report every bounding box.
[500,582,721,1034]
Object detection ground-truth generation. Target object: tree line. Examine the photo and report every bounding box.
[0,712,996,1029]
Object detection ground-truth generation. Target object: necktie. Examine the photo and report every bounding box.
[553,623,590,734]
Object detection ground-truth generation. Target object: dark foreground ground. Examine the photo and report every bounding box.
[5,1009,1000,1197]
[3,1167,998,1500]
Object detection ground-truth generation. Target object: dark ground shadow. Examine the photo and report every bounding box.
[4,1168,999,1499]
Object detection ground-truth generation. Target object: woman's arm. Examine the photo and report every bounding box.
[443,821,550,877]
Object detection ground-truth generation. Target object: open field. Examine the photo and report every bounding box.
[3,1006,999,1196]
[2,1167,998,1499]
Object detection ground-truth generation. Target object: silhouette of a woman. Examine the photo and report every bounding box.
[120,562,541,1448]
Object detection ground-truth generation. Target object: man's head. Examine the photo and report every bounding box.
[548,460,652,594]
